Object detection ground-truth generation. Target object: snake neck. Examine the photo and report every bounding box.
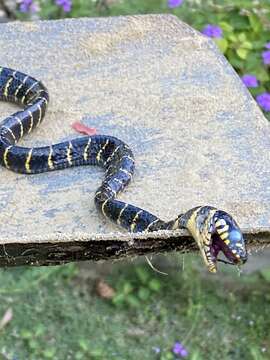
[161,207,202,231]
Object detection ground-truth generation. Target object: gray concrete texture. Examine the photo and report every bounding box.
[0,15,269,248]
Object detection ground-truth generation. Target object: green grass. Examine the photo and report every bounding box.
[0,255,268,360]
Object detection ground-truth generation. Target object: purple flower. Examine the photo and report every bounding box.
[19,0,39,13]
[202,24,223,38]
[55,0,72,12]
[241,74,258,88]
[256,93,270,112]
[265,42,270,49]
[262,50,270,65]
[168,0,184,8]
[172,342,188,358]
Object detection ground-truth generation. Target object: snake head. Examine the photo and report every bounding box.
[211,210,247,268]
[183,206,247,273]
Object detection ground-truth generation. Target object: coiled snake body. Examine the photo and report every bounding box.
[0,67,247,272]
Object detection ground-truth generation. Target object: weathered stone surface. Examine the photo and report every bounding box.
[0,15,269,266]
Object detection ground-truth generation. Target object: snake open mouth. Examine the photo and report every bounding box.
[185,206,247,272]
[210,233,241,266]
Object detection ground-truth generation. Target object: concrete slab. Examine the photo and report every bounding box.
[0,15,269,265]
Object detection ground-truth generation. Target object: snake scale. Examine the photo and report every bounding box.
[0,67,248,272]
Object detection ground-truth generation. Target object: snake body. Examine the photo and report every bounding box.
[0,67,248,272]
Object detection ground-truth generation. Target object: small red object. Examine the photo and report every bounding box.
[72,121,97,136]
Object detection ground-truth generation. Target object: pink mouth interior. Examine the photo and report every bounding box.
[210,233,238,265]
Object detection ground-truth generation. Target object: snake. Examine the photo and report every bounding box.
[0,67,248,273]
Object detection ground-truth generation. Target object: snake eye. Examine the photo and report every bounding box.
[229,229,242,242]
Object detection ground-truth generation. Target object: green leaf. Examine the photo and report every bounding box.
[252,39,267,50]
[250,346,265,360]
[248,14,262,33]
[219,21,233,33]
[190,350,203,360]
[242,41,253,50]
[215,38,228,53]
[245,52,261,71]
[43,348,56,358]
[148,278,161,292]
[236,48,248,59]
[228,34,237,42]
[238,32,247,42]
[112,293,125,305]
[135,267,149,284]
[226,51,244,69]
[75,352,84,360]
[21,330,32,339]
[256,68,270,82]
[126,294,141,308]
[29,340,39,350]
[35,324,46,336]
[138,287,151,301]
[229,12,250,30]
[78,339,89,352]
[228,58,242,70]
[161,352,174,360]
[123,282,133,294]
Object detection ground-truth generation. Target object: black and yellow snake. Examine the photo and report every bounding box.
[0,67,248,272]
